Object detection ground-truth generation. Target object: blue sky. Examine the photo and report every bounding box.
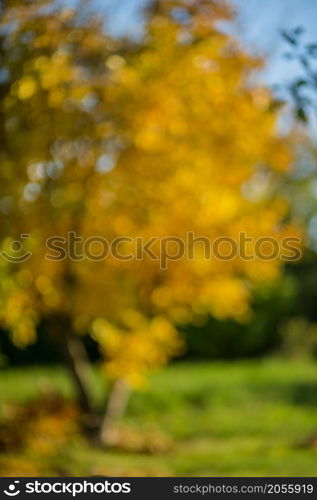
[230,0,317,85]
[91,0,316,89]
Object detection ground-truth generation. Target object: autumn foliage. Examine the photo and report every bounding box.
[0,0,301,440]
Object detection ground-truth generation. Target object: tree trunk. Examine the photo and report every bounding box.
[44,315,94,415]
[44,315,131,445]
[63,334,94,415]
[99,378,130,446]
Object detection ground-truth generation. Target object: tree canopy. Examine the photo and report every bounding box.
[0,0,300,389]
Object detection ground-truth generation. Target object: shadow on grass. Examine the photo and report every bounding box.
[289,382,317,406]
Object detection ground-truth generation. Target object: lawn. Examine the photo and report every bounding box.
[0,359,317,476]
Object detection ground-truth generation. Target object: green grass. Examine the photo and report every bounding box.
[1,358,317,476]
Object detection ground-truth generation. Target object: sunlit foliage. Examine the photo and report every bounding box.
[0,0,300,388]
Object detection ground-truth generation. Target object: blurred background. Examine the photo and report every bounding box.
[1,0,317,477]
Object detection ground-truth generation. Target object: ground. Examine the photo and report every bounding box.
[0,359,316,476]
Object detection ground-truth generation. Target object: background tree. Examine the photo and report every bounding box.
[0,0,300,444]
[261,27,317,361]
[280,26,317,123]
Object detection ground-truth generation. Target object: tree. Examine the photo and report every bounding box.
[280,26,317,123]
[0,0,300,444]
